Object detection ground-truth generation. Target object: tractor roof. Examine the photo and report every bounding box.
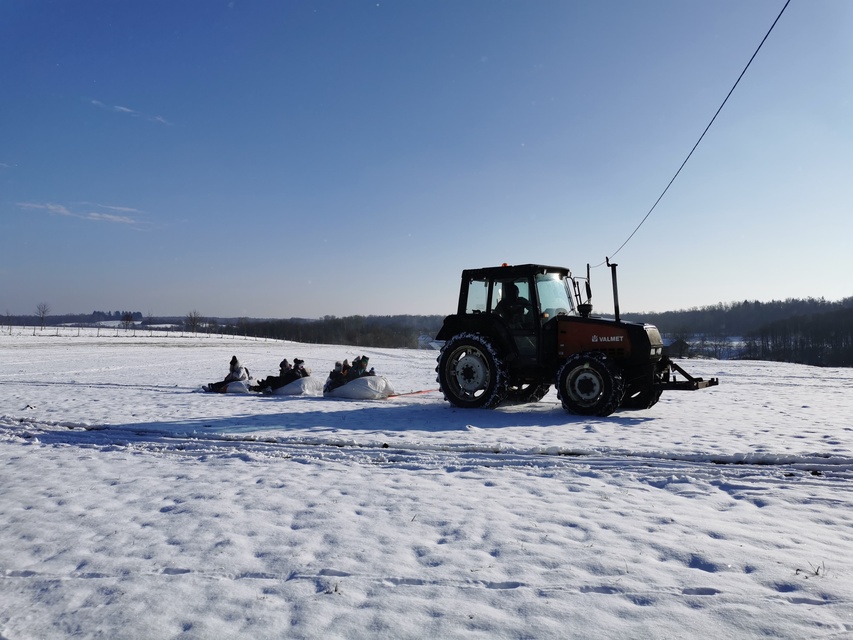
[461,264,571,280]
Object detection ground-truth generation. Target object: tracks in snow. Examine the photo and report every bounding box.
[4,416,853,483]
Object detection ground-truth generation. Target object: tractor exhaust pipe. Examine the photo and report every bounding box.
[606,257,620,323]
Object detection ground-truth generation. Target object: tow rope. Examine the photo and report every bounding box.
[388,388,441,398]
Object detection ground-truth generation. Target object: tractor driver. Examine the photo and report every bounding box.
[495,282,532,328]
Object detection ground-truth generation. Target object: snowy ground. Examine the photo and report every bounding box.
[2,330,852,639]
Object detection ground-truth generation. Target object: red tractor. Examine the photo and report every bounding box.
[435,262,717,416]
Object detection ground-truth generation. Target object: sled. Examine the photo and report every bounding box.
[270,376,324,396]
[323,376,396,400]
[202,380,253,394]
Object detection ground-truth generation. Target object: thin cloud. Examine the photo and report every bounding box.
[18,202,74,216]
[80,202,141,214]
[90,99,173,126]
[86,212,136,224]
[18,201,142,226]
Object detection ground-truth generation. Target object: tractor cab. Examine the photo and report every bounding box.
[449,264,583,365]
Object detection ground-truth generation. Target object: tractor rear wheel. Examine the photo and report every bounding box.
[437,333,508,409]
[557,352,624,417]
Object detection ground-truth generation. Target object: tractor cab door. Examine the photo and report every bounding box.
[491,278,539,361]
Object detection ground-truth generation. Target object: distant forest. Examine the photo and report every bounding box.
[228,315,445,349]
[5,310,444,351]
[7,295,853,366]
[622,297,853,336]
[622,297,853,367]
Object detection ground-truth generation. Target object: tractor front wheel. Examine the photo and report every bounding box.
[557,352,624,417]
[622,361,670,410]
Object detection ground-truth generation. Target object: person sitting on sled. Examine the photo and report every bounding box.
[204,355,249,393]
[252,358,305,393]
[324,361,345,393]
[292,358,309,378]
[346,355,375,381]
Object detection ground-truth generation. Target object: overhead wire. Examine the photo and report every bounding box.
[592,0,792,269]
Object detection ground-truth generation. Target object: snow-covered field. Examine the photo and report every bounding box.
[2,330,852,639]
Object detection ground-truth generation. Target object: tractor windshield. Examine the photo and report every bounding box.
[535,273,575,319]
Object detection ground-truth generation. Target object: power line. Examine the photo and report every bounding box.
[593,0,792,268]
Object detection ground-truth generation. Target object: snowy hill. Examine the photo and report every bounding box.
[1,330,852,639]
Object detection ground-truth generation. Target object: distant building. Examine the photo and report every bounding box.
[663,338,691,359]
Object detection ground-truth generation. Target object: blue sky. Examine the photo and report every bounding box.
[2,0,851,319]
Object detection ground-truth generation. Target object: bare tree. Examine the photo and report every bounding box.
[36,302,50,330]
[186,310,203,334]
[709,333,733,360]
[121,312,134,331]
[238,317,250,336]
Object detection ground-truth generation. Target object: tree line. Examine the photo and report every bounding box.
[623,297,853,337]
[5,308,145,329]
[10,295,853,365]
[739,307,853,366]
[215,314,445,349]
[624,297,853,366]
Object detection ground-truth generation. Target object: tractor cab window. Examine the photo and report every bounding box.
[535,273,575,321]
[465,278,490,314]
